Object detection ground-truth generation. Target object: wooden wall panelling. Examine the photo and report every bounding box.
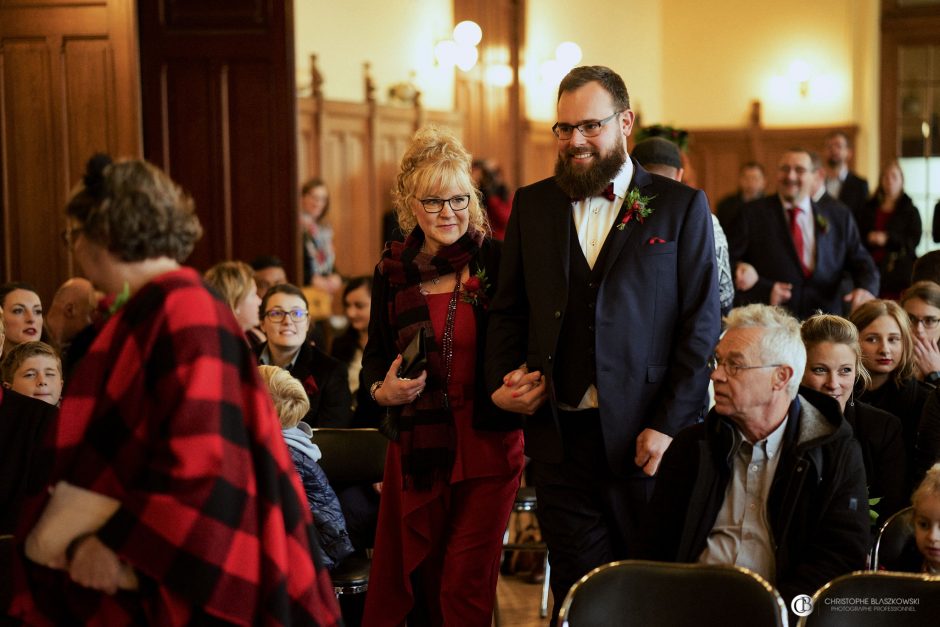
[138,0,296,278]
[683,102,859,208]
[319,101,372,279]
[0,0,140,304]
[685,131,752,207]
[373,106,418,254]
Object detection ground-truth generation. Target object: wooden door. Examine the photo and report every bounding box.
[137,0,298,278]
[0,0,141,304]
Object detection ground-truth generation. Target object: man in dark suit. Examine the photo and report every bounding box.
[485,65,720,621]
[824,131,869,217]
[715,161,766,230]
[729,148,878,319]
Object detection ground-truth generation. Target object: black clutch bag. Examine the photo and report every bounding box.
[398,327,428,379]
[380,328,428,442]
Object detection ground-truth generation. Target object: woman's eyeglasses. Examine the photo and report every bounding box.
[264,308,309,323]
[418,194,471,214]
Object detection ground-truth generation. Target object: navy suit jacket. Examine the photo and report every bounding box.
[728,195,879,319]
[485,161,720,478]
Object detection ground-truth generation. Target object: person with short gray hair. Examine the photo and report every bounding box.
[642,303,870,613]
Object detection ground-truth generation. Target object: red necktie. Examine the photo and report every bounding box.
[787,206,811,277]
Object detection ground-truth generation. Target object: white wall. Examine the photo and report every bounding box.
[294,0,456,110]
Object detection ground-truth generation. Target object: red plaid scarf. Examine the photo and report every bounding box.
[379,227,482,490]
[31,268,340,626]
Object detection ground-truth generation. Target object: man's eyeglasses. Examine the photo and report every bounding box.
[708,355,782,377]
[552,111,622,140]
[418,194,471,214]
[264,308,309,323]
[908,314,940,330]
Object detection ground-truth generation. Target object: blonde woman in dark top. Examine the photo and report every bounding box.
[801,313,907,526]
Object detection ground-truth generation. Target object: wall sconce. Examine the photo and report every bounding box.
[539,41,583,85]
[435,20,482,72]
[768,59,838,102]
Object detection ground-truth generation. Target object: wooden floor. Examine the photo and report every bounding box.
[493,572,554,627]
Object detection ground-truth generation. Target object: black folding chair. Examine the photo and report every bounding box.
[797,570,940,626]
[870,506,914,571]
[310,428,388,597]
[559,560,788,627]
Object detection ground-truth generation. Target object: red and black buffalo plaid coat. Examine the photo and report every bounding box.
[22,268,341,626]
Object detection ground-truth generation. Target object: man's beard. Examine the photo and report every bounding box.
[554,140,627,199]
[826,156,841,169]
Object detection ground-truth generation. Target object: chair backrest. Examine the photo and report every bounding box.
[871,506,914,570]
[798,570,940,627]
[310,428,387,485]
[558,560,787,627]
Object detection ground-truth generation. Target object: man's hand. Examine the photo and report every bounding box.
[634,428,673,476]
[491,368,547,415]
[843,288,875,312]
[769,282,793,306]
[734,262,759,291]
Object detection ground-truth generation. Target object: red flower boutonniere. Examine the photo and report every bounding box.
[460,268,491,308]
[301,373,320,398]
[617,188,657,230]
[815,213,830,234]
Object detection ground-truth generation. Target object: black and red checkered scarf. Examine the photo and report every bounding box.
[24,268,340,626]
[379,227,482,490]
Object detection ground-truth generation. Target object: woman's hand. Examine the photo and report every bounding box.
[913,336,940,378]
[491,367,547,415]
[68,535,122,595]
[373,354,427,406]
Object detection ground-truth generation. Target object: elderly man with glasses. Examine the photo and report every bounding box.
[641,304,870,614]
[485,65,719,621]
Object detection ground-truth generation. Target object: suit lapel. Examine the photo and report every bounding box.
[809,199,829,277]
[549,183,572,287]
[599,159,649,279]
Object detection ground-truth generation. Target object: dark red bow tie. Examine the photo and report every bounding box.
[572,183,616,203]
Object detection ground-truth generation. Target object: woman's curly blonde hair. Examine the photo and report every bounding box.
[392,126,489,238]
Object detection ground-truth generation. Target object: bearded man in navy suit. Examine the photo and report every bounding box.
[485,65,720,621]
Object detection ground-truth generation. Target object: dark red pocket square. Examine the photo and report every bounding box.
[647,237,667,245]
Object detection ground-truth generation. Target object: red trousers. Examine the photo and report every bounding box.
[362,445,520,627]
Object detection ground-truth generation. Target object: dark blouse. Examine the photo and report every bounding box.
[843,401,907,527]
[858,377,929,491]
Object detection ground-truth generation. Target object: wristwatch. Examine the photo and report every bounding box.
[370,381,384,401]
[926,371,940,385]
